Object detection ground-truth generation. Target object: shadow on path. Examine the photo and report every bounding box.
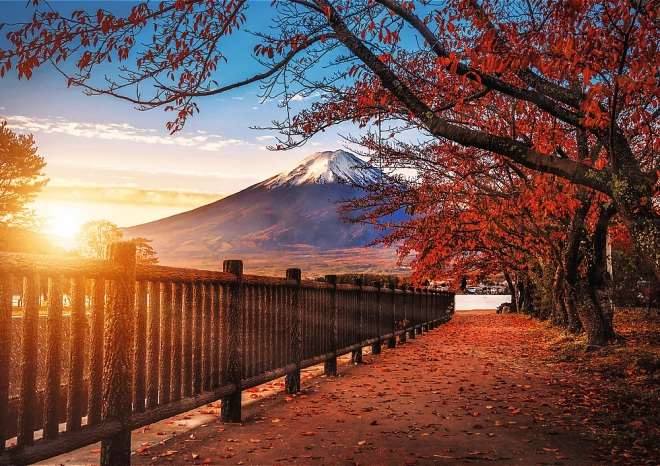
[129,311,600,465]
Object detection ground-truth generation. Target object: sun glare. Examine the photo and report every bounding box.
[47,209,82,239]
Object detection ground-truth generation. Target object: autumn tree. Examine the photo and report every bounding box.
[76,220,159,264]
[0,121,48,228]
[76,219,124,259]
[1,0,659,285]
[339,137,620,343]
[130,237,159,264]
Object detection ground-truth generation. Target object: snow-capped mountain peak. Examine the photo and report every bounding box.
[262,150,384,188]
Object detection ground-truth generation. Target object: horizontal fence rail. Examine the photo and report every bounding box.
[0,244,454,466]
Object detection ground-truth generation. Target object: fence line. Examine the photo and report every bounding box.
[0,243,454,465]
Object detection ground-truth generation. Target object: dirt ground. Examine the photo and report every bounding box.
[120,310,631,465]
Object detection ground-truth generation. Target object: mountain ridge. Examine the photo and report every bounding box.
[123,149,406,275]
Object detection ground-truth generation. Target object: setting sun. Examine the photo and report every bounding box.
[46,208,82,239]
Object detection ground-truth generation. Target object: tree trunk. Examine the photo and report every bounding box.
[565,280,609,346]
[561,186,610,342]
[552,264,568,326]
[609,167,660,283]
[561,282,584,334]
[586,203,617,341]
[519,275,534,315]
[503,271,518,313]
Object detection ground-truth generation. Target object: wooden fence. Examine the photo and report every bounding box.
[0,242,454,465]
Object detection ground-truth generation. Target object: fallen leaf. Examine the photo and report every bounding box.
[358,440,366,445]
[250,438,261,443]
[90,449,101,454]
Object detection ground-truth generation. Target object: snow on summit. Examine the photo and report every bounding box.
[263,150,383,188]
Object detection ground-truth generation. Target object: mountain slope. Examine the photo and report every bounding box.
[123,150,405,275]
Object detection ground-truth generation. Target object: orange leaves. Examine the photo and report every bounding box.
[253,44,274,59]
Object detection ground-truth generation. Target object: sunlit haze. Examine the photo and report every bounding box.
[45,207,82,239]
[0,1,355,235]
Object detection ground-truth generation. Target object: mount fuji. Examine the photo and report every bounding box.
[122,150,406,276]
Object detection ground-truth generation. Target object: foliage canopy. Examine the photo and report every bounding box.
[2,1,660,342]
[0,122,48,228]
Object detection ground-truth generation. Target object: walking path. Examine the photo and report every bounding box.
[122,311,605,465]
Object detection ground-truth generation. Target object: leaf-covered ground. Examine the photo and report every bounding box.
[129,311,658,465]
[545,308,660,464]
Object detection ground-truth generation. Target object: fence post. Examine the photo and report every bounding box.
[422,288,429,333]
[0,273,10,453]
[133,281,148,412]
[43,277,63,439]
[101,241,136,466]
[450,292,455,319]
[399,286,407,344]
[371,282,382,355]
[88,279,105,426]
[429,289,438,330]
[388,283,396,349]
[285,268,302,393]
[222,260,243,423]
[408,287,416,339]
[415,287,421,335]
[18,274,39,447]
[324,275,338,376]
[351,279,363,364]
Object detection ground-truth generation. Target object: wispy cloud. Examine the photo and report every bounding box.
[199,139,250,151]
[287,92,322,103]
[41,181,227,208]
[4,115,216,147]
[92,164,258,180]
[256,135,276,142]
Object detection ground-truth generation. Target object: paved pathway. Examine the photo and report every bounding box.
[122,311,601,465]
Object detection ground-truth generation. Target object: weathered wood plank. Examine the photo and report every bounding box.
[66,276,86,433]
[88,278,105,426]
[146,281,160,408]
[0,252,124,279]
[133,281,148,413]
[159,282,172,405]
[100,241,136,466]
[18,274,40,446]
[221,261,243,423]
[171,283,183,402]
[0,273,11,451]
[136,264,236,284]
[43,277,63,438]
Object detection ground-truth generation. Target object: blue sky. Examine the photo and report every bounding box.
[0,1,359,240]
